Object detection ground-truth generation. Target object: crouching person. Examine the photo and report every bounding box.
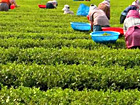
[0,0,18,11]
[88,4,109,32]
[46,0,58,9]
[123,10,140,49]
[62,5,74,15]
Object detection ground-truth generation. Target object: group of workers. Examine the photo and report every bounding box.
[0,0,58,10]
[88,0,140,49]
[0,0,19,11]
[1,0,140,49]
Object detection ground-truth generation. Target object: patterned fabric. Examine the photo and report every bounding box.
[123,17,140,33]
[89,8,109,26]
[123,10,140,49]
[125,25,140,48]
[0,2,8,11]
[123,10,140,33]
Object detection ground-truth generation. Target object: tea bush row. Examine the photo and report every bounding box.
[0,32,89,40]
[0,63,140,90]
[0,47,139,68]
[1,86,140,105]
[0,38,125,49]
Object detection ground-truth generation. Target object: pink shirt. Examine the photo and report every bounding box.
[89,8,109,26]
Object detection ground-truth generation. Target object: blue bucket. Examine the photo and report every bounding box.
[90,31,120,43]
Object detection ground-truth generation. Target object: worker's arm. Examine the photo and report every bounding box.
[90,21,93,31]
[89,12,94,32]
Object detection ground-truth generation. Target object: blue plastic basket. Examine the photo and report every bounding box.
[90,31,120,43]
[70,22,91,31]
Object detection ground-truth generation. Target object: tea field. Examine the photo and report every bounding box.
[0,0,140,104]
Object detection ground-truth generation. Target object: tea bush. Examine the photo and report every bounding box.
[0,63,140,90]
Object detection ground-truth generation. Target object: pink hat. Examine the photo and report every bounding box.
[126,10,140,18]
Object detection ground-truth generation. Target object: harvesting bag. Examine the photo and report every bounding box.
[76,4,89,16]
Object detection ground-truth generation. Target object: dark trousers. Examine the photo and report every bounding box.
[93,25,102,32]
[93,25,110,32]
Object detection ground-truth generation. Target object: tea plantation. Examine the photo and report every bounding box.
[0,0,140,104]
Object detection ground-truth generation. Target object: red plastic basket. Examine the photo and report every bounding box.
[38,5,46,8]
[102,27,124,35]
[10,5,15,9]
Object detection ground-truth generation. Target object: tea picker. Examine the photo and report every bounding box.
[0,0,19,11]
[38,0,58,9]
[62,5,74,14]
[47,0,58,8]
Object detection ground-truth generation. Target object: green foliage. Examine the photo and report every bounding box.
[0,38,126,49]
[1,86,140,105]
[0,63,140,91]
[0,47,139,68]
